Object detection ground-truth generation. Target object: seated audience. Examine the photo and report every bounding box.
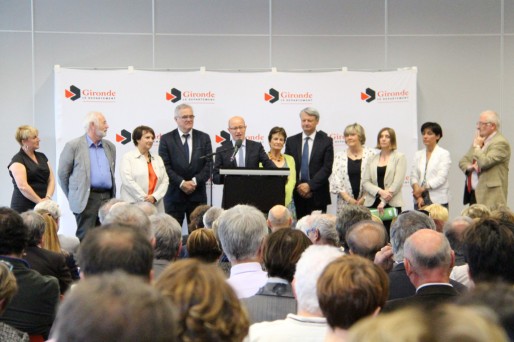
[490,205,514,223]
[267,205,293,233]
[248,245,342,342]
[0,207,59,339]
[346,220,388,261]
[202,206,223,229]
[462,218,514,283]
[243,229,311,323]
[188,204,211,233]
[77,224,153,282]
[103,203,153,242]
[51,272,176,342]
[154,259,248,342]
[384,230,458,312]
[422,203,448,232]
[216,205,268,298]
[298,214,339,247]
[21,211,72,294]
[134,200,158,217]
[186,228,222,263]
[98,198,124,224]
[0,260,29,341]
[150,213,182,279]
[336,204,372,251]
[348,305,508,342]
[444,216,474,287]
[461,203,491,220]
[318,255,389,341]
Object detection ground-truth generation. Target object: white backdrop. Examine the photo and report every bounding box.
[54,68,417,236]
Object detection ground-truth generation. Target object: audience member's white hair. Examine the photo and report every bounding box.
[104,203,152,240]
[34,200,61,221]
[294,245,343,315]
[98,198,125,224]
[150,213,182,260]
[134,201,158,217]
[203,207,224,229]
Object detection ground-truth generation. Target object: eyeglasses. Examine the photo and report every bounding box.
[0,260,13,272]
[229,126,246,131]
[476,121,491,126]
[178,115,195,120]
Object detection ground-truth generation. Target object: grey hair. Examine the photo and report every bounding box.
[390,211,436,262]
[346,220,388,260]
[174,103,193,118]
[312,215,339,246]
[203,207,224,229]
[483,110,500,129]
[404,231,452,270]
[21,211,46,246]
[216,204,268,262]
[104,203,152,240]
[98,198,125,224]
[294,245,343,315]
[134,201,158,217]
[83,111,102,131]
[150,213,182,261]
[34,200,61,221]
[443,216,473,255]
[299,107,320,120]
[336,205,372,250]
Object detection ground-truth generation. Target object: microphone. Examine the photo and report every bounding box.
[230,139,243,162]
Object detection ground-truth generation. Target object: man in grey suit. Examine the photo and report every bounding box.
[58,111,116,240]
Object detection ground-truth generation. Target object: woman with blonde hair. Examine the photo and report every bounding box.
[154,259,249,342]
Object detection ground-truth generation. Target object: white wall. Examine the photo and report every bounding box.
[1,0,514,227]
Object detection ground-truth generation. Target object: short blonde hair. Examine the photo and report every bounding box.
[461,204,491,220]
[15,125,38,145]
[423,204,449,222]
[344,123,366,145]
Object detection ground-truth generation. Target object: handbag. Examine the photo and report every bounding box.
[370,207,398,221]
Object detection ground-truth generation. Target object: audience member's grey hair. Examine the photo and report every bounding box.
[21,211,46,246]
[267,205,292,228]
[312,214,339,246]
[294,245,343,315]
[404,231,452,270]
[336,205,372,250]
[216,204,268,262]
[82,111,103,131]
[443,216,474,255]
[346,220,387,260]
[104,203,152,240]
[203,207,224,229]
[34,200,61,221]
[296,214,313,234]
[134,201,158,217]
[150,213,182,261]
[390,211,436,262]
[98,198,125,224]
[174,103,193,118]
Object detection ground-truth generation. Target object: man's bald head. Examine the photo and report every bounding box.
[267,205,292,232]
[346,220,387,260]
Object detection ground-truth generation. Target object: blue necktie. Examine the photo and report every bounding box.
[301,137,310,181]
[183,134,190,163]
[238,144,245,167]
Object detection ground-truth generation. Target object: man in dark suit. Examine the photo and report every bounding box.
[285,107,334,219]
[212,116,275,184]
[384,229,459,312]
[158,104,212,226]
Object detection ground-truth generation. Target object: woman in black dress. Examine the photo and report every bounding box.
[8,125,55,213]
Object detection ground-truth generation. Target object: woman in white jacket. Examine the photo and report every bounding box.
[120,125,169,212]
[410,122,451,209]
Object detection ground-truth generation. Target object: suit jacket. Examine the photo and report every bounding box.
[285,131,334,207]
[58,134,116,214]
[24,246,72,294]
[120,148,169,212]
[410,144,451,204]
[362,150,407,208]
[459,132,510,208]
[158,128,212,203]
[212,139,275,184]
[383,284,459,313]
[388,262,466,300]
[242,281,297,324]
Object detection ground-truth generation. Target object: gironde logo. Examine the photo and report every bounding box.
[264,88,280,104]
[166,88,182,103]
[65,85,81,101]
[64,85,116,103]
[166,87,215,104]
[361,88,376,103]
[116,129,132,145]
[361,87,409,103]
[263,87,313,104]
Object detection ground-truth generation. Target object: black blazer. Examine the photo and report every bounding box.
[383,284,459,313]
[213,139,275,184]
[24,246,72,294]
[285,130,334,206]
[158,128,212,203]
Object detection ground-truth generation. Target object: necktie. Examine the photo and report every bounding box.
[238,144,245,167]
[301,137,310,181]
[183,134,190,163]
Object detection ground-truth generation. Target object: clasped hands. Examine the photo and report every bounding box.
[297,183,313,199]
[180,180,197,195]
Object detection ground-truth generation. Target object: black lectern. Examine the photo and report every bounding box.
[220,168,289,213]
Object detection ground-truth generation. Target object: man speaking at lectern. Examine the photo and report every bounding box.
[212,116,275,184]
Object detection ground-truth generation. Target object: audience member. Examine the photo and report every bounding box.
[186,228,222,263]
[243,229,311,323]
[346,220,388,261]
[188,204,210,233]
[51,272,176,342]
[97,198,124,224]
[150,213,182,279]
[318,255,389,341]
[155,259,248,342]
[103,203,153,241]
[299,213,339,247]
[384,230,458,312]
[0,260,29,341]
[21,211,72,294]
[422,203,448,232]
[444,216,474,287]
[202,206,223,229]
[0,207,59,339]
[490,205,514,223]
[461,203,491,220]
[248,245,342,342]
[267,204,293,233]
[77,224,154,281]
[134,201,158,217]
[336,204,372,251]
[462,218,514,283]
